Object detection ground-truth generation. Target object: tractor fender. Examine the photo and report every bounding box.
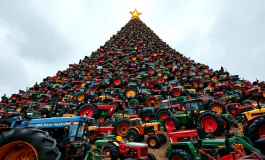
[155,108,167,116]
[248,115,265,125]
[130,128,140,135]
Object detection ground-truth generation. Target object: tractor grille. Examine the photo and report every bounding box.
[140,147,148,157]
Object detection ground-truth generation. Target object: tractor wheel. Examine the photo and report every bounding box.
[220,115,231,131]
[147,135,161,149]
[197,112,224,136]
[170,88,182,98]
[77,104,99,118]
[126,129,142,142]
[0,128,61,160]
[228,106,238,115]
[208,102,226,114]
[145,96,160,107]
[157,110,171,120]
[243,124,249,137]
[110,101,121,112]
[249,117,265,142]
[128,99,139,109]
[147,153,156,160]
[158,133,167,144]
[163,116,181,132]
[115,119,130,136]
[76,92,87,102]
[103,144,118,159]
[124,87,137,99]
[142,113,152,122]
[168,149,192,160]
[113,77,124,87]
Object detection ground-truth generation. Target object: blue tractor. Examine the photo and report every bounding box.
[0,116,92,160]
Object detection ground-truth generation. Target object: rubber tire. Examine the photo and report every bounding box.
[77,104,99,118]
[163,116,181,131]
[147,135,161,149]
[103,144,118,159]
[196,112,224,136]
[170,88,182,98]
[168,149,192,160]
[249,117,265,142]
[158,133,167,144]
[220,115,231,131]
[113,77,124,87]
[0,128,61,160]
[115,119,130,136]
[208,102,226,114]
[76,92,87,102]
[127,99,139,109]
[124,87,138,99]
[243,124,249,137]
[126,129,142,142]
[148,153,156,160]
[157,110,171,120]
[142,113,152,122]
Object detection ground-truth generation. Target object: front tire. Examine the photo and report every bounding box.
[147,135,161,149]
[126,129,141,142]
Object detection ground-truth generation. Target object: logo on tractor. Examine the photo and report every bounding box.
[35,122,68,127]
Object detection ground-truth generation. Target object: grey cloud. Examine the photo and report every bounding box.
[0,1,73,64]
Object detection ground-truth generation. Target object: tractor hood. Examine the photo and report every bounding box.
[126,142,148,147]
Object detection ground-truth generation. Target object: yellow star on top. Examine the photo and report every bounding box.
[130,9,142,19]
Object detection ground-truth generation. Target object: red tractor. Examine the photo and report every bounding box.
[77,103,116,123]
[94,136,156,160]
[85,125,115,143]
[226,102,255,118]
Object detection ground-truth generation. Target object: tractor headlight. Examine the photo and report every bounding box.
[193,110,197,114]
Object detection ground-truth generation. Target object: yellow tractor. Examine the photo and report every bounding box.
[115,118,167,149]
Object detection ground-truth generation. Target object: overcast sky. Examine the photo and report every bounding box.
[0,0,264,96]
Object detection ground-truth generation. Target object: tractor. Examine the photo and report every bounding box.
[138,98,184,122]
[166,128,265,160]
[77,103,116,123]
[238,94,265,143]
[85,124,116,143]
[0,116,94,160]
[114,118,166,149]
[93,135,156,160]
[163,99,231,135]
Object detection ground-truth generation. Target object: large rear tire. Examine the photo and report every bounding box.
[77,104,99,118]
[103,144,118,159]
[249,117,265,142]
[0,128,61,160]
[168,149,192,160]
[197,112,224,136]
[115,119,130,136]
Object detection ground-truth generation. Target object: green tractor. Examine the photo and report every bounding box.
[138,97,188,122]
[166,129,265,160]
[163,99,231,135]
